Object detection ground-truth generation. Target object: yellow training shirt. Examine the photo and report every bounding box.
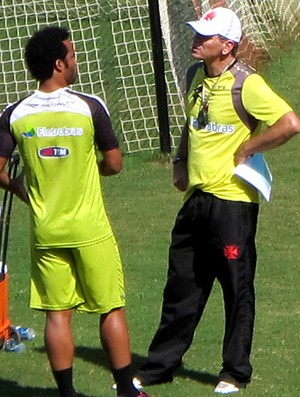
[185,61,292,203]
[0,88,118,248]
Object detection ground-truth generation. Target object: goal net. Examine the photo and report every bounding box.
[0,0,299,154]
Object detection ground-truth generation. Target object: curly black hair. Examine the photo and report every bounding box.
[25,26,70,82]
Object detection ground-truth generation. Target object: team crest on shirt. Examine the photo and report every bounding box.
[38,147,70,158]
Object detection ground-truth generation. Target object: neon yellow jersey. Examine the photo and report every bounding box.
[185,61,292,203]
[6,88,118,248]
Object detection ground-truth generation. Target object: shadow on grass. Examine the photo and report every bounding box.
[75,346,218,387]
[0,377,90,397]
[176,366,218,386]
[0,378,57,397]
[1,345,217,396]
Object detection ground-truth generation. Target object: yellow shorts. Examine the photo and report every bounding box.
[30,236,125,314]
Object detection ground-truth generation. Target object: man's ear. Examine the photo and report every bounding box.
[222,40,235,56]
[54,59,64,72]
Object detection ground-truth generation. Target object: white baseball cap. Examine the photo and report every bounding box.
[187,7,242,43]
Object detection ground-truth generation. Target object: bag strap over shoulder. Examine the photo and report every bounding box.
[230,61,258,131]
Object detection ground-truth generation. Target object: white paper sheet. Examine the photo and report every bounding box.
[234,153,273,201]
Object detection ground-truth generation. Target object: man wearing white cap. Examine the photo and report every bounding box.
[135,7,300,395]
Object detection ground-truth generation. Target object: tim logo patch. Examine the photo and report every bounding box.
[39,147,70,158]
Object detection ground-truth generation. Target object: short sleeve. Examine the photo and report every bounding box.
[242,74,293,127]
[80,95,119,151]
[0,105,17,157]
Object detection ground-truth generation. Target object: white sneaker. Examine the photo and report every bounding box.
[214,381,240,394]
[132,377,143,390]
[112,377,143,391]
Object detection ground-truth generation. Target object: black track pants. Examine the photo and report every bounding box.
[137,190,259,386]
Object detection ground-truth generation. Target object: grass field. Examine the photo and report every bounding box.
[1,32,300,397]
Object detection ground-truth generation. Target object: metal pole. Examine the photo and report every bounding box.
[148,0,171,154]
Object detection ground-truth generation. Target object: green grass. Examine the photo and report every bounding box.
[1,35,300,397]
